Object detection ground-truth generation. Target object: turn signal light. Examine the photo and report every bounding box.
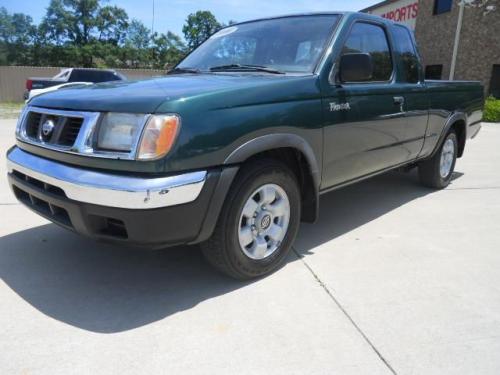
[137,115,180,160]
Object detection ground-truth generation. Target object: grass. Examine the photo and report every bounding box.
[0,102,24,119]
[483,96,500,123]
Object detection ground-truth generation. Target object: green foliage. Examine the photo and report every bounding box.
[0,7,37,64]
[0,1,195,69]
[182,10,221,50]
[483,96,500,122]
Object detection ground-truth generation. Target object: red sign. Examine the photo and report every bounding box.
[380,2,419,22]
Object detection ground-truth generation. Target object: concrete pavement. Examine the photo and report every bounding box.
[1,118,499,374]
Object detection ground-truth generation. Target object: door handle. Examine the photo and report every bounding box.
[393,96,405,105]
[393,96,405,112]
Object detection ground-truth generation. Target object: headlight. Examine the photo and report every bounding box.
[15,106,29,138]
[96,112,180,160]
[137,114,180,160]
[97,113,146,152]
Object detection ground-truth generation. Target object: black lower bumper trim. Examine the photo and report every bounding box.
[8,169,229,248]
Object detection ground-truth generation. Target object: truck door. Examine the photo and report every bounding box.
[391,24,428,159]
[321,21,409,189]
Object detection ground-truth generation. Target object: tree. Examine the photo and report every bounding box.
[40,0,128,46]
[124,19,150,49]
[96,5,129,44]
[182,10,221,50]
[0,7,37,64]
[0,2,205,69]
[151,31,186,69]
[461,0,498,14]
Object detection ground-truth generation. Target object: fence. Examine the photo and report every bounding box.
[0,66,167,102]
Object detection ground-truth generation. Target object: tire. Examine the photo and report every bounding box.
[201,158,301,280]
[418,130,458,189]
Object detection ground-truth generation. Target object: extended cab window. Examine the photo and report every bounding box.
[341,22,393,82]
[393,25,420,83]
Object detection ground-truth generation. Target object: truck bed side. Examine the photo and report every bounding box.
[419,80,483,158]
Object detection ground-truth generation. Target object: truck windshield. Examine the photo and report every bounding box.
[177,15,340,74]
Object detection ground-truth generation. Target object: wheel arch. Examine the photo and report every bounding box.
[431,112,467,159]
[224,134,321,223]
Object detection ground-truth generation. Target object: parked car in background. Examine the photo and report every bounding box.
[8,13,484,279]
[24,68,126,100]
[26,82,93,102]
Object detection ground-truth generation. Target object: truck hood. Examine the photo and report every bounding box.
[28,74,313,113]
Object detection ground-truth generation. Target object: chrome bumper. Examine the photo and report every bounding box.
[7,147,207,209]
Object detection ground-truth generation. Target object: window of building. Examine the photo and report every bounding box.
[433,0,453,15]
[393,25,420,83]
[490,65,500,98]
[425,65,443,80]
[341,22,393,81]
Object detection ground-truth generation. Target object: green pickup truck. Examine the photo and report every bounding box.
[7,13,483,279]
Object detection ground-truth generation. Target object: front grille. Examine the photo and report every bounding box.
[18,106,139,160]
[59,117,84,146]
[22,110,84,147]
[26,112,42,138]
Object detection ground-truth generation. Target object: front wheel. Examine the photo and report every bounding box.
[201,159,301,280]
[418,130,458,189]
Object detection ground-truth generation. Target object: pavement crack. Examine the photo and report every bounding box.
[292,246,397,375]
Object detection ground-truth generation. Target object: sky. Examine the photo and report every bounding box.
[0,0,379,38]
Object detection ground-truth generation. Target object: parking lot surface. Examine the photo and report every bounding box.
[1,118,499,374]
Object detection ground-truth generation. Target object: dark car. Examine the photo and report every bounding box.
[24,68,126,99]
[8,13,484,279]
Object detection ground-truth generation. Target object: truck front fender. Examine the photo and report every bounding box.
[223,133,321,189]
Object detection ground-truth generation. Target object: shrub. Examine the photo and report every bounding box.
[483,96,500,122]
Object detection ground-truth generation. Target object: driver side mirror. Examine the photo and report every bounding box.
[339,53,373,83]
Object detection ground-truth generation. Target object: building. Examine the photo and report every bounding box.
[362,0,420,29]
[361,0,500,97]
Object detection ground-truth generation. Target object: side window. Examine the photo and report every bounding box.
[433,0,453,15]
[341,22,393,82]
[393,26,420,83]
[70,70,90,82]
[425,65,443,80]
[490,65,500,98]
[96,71,112,82]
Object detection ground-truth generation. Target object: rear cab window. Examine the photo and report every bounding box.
[69,70,120,83]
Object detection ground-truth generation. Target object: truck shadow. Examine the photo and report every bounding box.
[0,169,462,333]
[294,170,462,255]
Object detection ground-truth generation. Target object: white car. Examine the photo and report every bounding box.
[26,82,93,102]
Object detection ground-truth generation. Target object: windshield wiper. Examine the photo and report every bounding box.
[209,64,284,74]
[168,67,202,74]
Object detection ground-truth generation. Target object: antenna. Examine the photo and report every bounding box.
[151,0,155,34]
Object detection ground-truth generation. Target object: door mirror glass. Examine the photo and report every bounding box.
[339,53,373,82]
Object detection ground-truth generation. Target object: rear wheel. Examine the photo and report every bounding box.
[201,159,301,280]
[418,130,458,189]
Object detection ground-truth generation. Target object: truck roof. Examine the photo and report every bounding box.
[227,11,406,31]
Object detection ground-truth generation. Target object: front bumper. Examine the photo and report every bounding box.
[7,147,235,247]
